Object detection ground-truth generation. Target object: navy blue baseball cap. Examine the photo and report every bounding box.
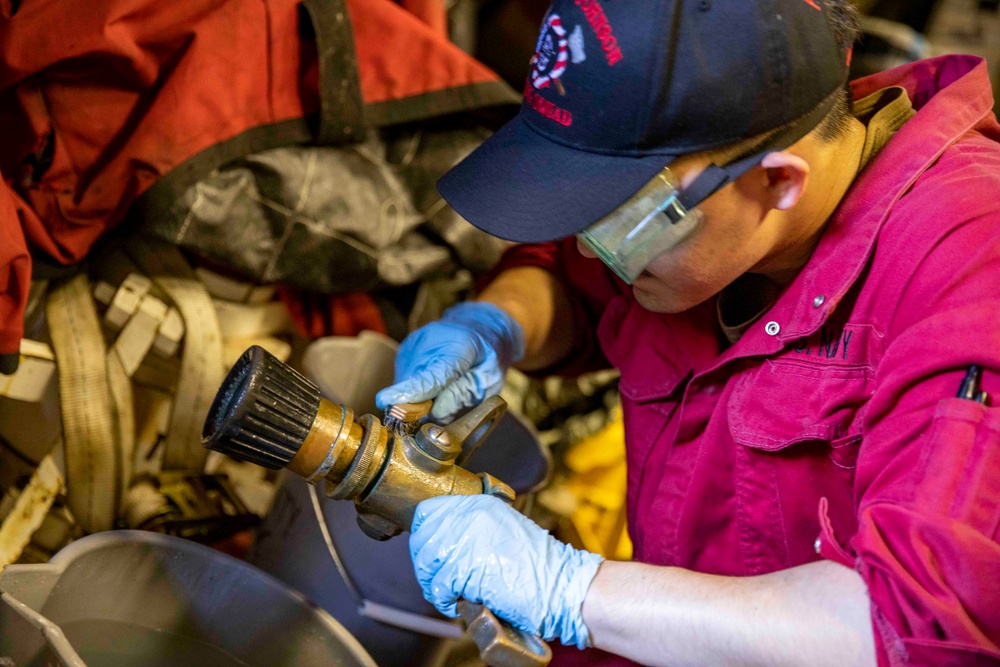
[438,0,852,243]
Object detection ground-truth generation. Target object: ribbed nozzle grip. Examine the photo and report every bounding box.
[202,346,322,469]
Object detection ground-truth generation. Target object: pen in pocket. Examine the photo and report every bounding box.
[957,364,989,405]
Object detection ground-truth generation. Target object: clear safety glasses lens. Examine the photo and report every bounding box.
[577,168,703,284]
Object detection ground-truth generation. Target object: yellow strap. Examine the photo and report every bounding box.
[46,274,119,533]
[106,350,135,492]
[0,455,64,566]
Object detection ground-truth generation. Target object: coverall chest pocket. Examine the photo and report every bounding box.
[728,359,874,462]
[726,359,874,568]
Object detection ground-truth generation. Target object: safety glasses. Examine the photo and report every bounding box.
[576,167,703,284]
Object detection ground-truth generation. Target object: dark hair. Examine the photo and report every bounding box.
[713,0,861,163]
[817,0,862,140]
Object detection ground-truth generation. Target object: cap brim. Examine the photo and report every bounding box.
[437,116,673,243]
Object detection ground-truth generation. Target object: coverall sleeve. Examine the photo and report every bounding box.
[849,200,1000,665]
[0,177,34,360]
[489,237,628,376]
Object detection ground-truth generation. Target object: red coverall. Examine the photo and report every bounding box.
[500,55,1000,666]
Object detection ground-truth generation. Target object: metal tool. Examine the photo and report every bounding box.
[202,346,552,667]
[383,399,433,436]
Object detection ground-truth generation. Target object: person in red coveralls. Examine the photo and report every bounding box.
[376,0,1000,665]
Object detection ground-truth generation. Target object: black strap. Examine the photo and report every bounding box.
[678,87,842,210]
[300,0,365,145]
[677,164,730,211]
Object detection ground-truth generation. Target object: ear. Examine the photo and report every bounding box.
[759,151,810,211]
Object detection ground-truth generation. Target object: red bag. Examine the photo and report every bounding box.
[0,0,517,358]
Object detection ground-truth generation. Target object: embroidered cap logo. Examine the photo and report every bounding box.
[531,13,570,94]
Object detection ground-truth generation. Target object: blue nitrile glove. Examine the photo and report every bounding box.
[409,494,605,649]
[375,302,525,423]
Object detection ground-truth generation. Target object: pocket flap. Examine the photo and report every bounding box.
[729,359,873,451]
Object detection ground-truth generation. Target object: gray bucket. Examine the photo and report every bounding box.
[0,530,377,667]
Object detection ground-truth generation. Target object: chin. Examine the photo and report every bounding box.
[632,284,686,313]
[632,275,713,313]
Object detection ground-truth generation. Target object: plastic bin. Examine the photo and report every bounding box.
[0,530,376,667]
[301,331,399,418]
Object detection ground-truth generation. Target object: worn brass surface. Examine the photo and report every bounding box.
[287,401,361,481]
[328,414,389,501]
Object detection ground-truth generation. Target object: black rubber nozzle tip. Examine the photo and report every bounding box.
[202,346,322,469]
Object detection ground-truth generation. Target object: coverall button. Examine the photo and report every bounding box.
[765,321,781,336]
[813,295,826,308]
[814,537,822,554]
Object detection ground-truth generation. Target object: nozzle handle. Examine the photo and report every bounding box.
[458,601,551,667]
[445,395,507,467]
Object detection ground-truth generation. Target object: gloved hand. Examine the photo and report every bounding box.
[409,494,604,649]
[375,302,525,423]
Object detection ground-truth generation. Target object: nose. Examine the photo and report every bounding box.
[576,237,597,259]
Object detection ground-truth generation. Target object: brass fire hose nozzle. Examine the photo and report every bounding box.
[202,346,551,667]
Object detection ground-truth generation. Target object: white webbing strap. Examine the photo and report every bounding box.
[124,239,224,471]
[46,274,119,534]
